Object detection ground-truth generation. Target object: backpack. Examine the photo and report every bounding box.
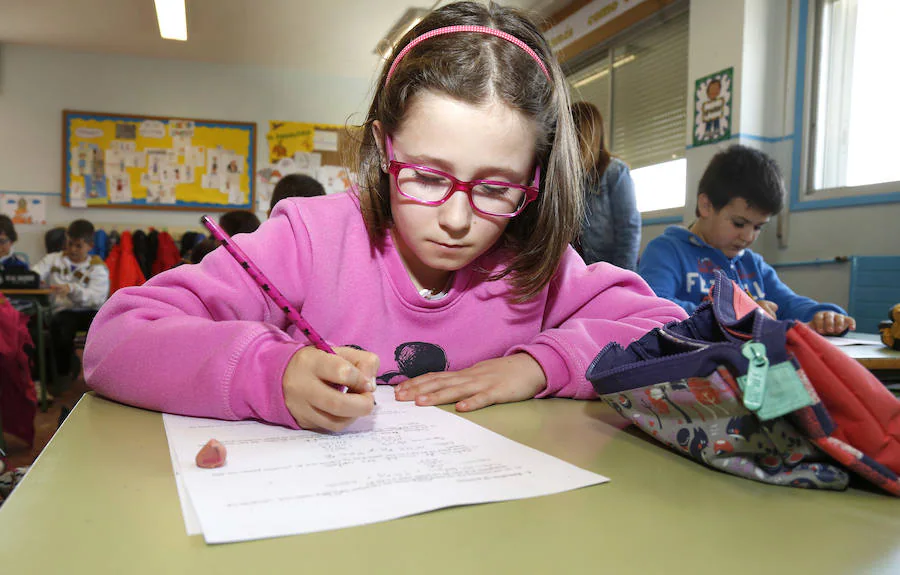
[587,270,900,495]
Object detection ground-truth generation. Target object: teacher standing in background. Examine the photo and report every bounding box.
[572,102,641,271]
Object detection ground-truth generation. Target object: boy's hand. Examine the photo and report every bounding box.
[394,353,547,412]
[282,346,379,432]
[50,284,71,296]
[756,299,778,318]
[809,311,856,336]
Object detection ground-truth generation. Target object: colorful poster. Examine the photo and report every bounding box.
[0,194,47,225]
[316,165,355,195]
[693,67,733,147]
[267,121,342,163]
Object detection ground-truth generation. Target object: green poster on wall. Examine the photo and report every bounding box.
[693,67,733,147]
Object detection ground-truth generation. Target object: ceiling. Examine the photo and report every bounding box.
[0,0,568,79]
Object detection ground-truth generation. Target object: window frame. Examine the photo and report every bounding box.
[797,0,900,209]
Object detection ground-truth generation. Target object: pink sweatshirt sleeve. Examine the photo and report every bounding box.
[508,248,688,400]
[83,210,315,429]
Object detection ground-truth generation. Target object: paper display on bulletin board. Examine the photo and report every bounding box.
[693,67,733,147]
[258,121,359,211]
[266,121,349,163]
[0,193,47,225]
[62,110,256,211]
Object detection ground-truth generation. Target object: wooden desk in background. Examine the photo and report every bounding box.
[0,288,54,410]
[1,393,898,575]
[839,332,900,372]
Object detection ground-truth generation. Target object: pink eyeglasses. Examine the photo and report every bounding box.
[384,134,540,218]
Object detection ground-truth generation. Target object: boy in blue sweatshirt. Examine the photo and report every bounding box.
[639,145,855,336]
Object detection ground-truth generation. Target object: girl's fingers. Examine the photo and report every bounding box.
[305,403,358,432]
[456,390,500,412]
[395,373,455,399]
[308,382,375,418]
[314,351,377,394]
[413,379,482,407]
[335,346,381,384]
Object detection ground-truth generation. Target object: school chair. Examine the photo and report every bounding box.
[72,330,88,384]
[21,296,57,412]
[848,256,900,333]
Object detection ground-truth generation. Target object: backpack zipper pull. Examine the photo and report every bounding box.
[740,341,769,411]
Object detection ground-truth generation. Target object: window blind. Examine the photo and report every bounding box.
[567,12,689,172]
[610,12,689,170]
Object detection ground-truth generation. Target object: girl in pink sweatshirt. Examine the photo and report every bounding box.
[84,2,686,432]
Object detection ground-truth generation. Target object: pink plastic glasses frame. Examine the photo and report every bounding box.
[384,134,540,218]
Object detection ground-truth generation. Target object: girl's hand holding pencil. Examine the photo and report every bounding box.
[282,346,379,432]
[201,214,379,431]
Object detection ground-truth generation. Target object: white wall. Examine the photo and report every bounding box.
[642,0,900,311]
[0,44,373,261]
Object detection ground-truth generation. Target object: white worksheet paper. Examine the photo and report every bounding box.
[822,335,876,347]
[163,386,608,544]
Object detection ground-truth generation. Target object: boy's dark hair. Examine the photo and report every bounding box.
[0,214,17,243]
[219,210,260,236]
[269,174,326,213]
[696,145,785,217]
[67,219,95,244]
[189,238,218,264]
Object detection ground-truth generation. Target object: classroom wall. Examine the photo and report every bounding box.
[645,0,900,311]
[0,43,373,262]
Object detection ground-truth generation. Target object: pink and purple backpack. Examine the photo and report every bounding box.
[587,270,900,495]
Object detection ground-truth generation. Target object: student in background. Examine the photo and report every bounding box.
[268,174,326,217]
[32,219,110,378]
[639,145,855,335]
[85,1,686,432]
[189,210,262,264]
[219,210,260,237]
[0,215,28,271]
[571,102,640,271]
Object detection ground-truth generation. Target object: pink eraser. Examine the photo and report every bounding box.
[195,439,227,469]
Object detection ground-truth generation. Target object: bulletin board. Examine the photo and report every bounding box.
[61,110,257,211]
[256,121,363,211]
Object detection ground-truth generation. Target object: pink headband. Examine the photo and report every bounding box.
[385,25,552,86]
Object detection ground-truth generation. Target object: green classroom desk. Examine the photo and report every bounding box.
[1,393,898,575]
[840,332,900,372]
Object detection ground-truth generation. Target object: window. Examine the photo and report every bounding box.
[566,11,689,214]
[807,0,900,197]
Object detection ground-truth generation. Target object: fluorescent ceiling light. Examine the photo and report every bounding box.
[155,0,187,41]
[572,54,637,88]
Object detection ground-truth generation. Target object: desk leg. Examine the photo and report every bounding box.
[35,305,48,412]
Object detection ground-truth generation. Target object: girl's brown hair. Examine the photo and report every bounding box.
[356,1,583,302]
[571,101,611,186]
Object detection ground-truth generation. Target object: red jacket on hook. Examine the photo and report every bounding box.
[152,231,181,276]
[106,230,145,294]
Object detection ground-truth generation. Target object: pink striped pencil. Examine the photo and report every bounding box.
[201,215,347,392]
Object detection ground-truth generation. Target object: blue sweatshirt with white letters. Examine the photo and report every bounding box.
[638,226,846,321]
